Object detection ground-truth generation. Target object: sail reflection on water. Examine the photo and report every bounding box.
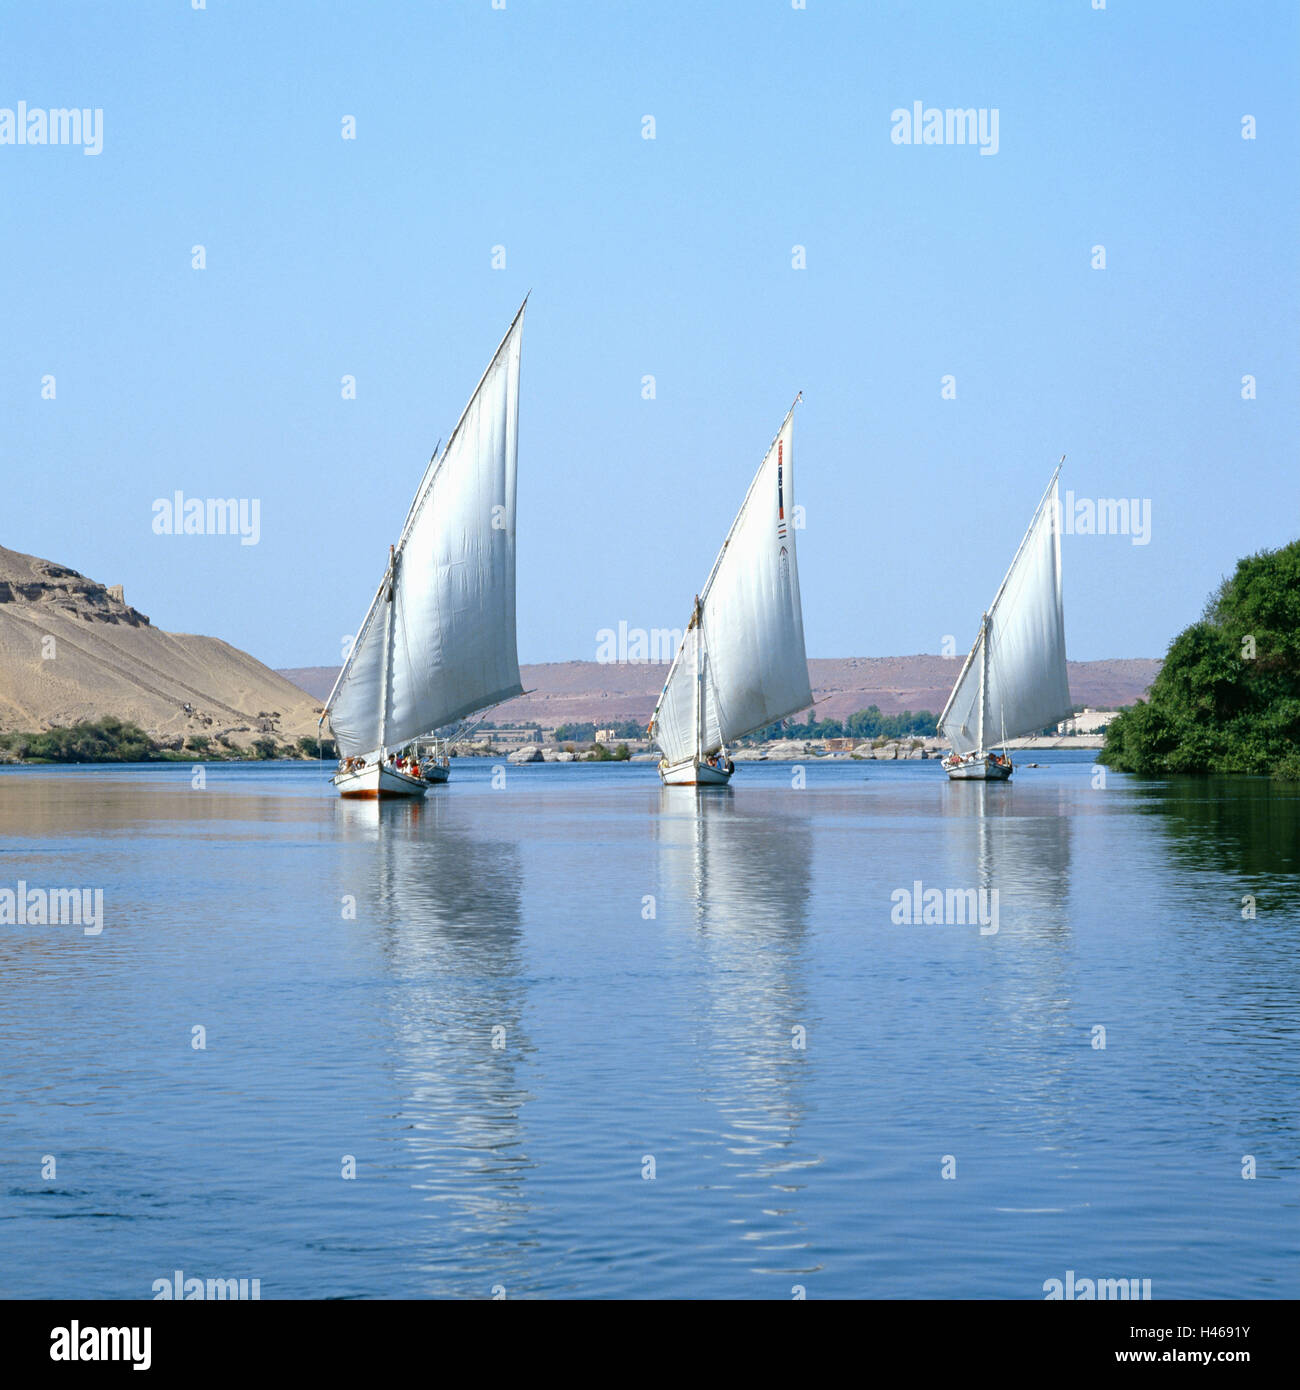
[333,795,533,1289]
[940,778,1074,938]
[654,789,821,1278]
[937,777,1082,1144]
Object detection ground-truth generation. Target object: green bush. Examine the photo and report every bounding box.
[2,717,160,763]
[1101,539,1300,776]
[752,705,938,742]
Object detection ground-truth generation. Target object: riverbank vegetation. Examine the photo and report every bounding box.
[1100,540,1300,777]
[555,719,644,743]
[0,717,329,763]
[753,705,939,742]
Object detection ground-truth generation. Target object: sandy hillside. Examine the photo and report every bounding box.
[0,545,323,747]
[280,654,1161,728]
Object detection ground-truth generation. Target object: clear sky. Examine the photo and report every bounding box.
[2,0,1296,669]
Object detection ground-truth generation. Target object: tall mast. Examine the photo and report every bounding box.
[379,544,395,751]
[978,612,990,753]
[694,596,704,762]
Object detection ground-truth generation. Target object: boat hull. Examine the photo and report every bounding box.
[659,756,733,787]
[332,761,429,799]
[943,753,1013,782]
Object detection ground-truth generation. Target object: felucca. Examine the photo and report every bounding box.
[322,300,527,798]
[938,459,1071,781]
[649,397,813,786]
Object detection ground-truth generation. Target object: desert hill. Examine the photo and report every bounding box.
[0,545,323,748]
[280,654,1161,729]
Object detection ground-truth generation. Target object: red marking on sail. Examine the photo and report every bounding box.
[777,441,785,520]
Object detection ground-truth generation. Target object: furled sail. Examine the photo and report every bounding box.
[939,465,1070,755]
[326,303,526,757]
[651,404,813,764]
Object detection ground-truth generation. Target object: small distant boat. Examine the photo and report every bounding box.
[321,301,528,799]
[938,459,1071,782]
[649,397,813,787]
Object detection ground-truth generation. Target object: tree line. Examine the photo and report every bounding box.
[1101,539,1300,778]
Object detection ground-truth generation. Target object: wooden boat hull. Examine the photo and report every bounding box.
[943,753,1013,782]
[659,756,733,787]
[332,761,429,799]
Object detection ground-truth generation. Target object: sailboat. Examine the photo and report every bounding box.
[649,397,813,786]
[321,300,527,799]
[938,458,1071,781]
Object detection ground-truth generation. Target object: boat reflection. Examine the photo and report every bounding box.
[935,778,1081,1147]
[655,788,821,1282]
[940,778,1074,939]
[334,793,534,1294]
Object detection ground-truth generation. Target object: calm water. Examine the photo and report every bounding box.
[0,753,1296,1299]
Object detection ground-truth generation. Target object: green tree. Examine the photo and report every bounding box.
[3,717,161,763]
[1101,539,1300,776]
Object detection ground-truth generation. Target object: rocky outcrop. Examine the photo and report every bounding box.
[0,550,150,627]
[852,740,934,760]
[0,543,323,747]
[507,744,544,764]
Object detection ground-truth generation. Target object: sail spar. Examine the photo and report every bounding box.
[651,403,813,764]
[326,303,527,757]
[939,465,1070,755]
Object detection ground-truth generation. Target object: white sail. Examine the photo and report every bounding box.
[651,404,813,763]
[939,466,1070,755]
[326,304,526,757]
[651,622,703,766]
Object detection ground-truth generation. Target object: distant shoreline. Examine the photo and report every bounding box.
[0,733,1107,768]
[276,656,1160,725]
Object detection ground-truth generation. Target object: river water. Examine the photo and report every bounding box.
[0,753,1295,1298]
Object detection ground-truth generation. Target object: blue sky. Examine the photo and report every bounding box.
[2,0,1296,669]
